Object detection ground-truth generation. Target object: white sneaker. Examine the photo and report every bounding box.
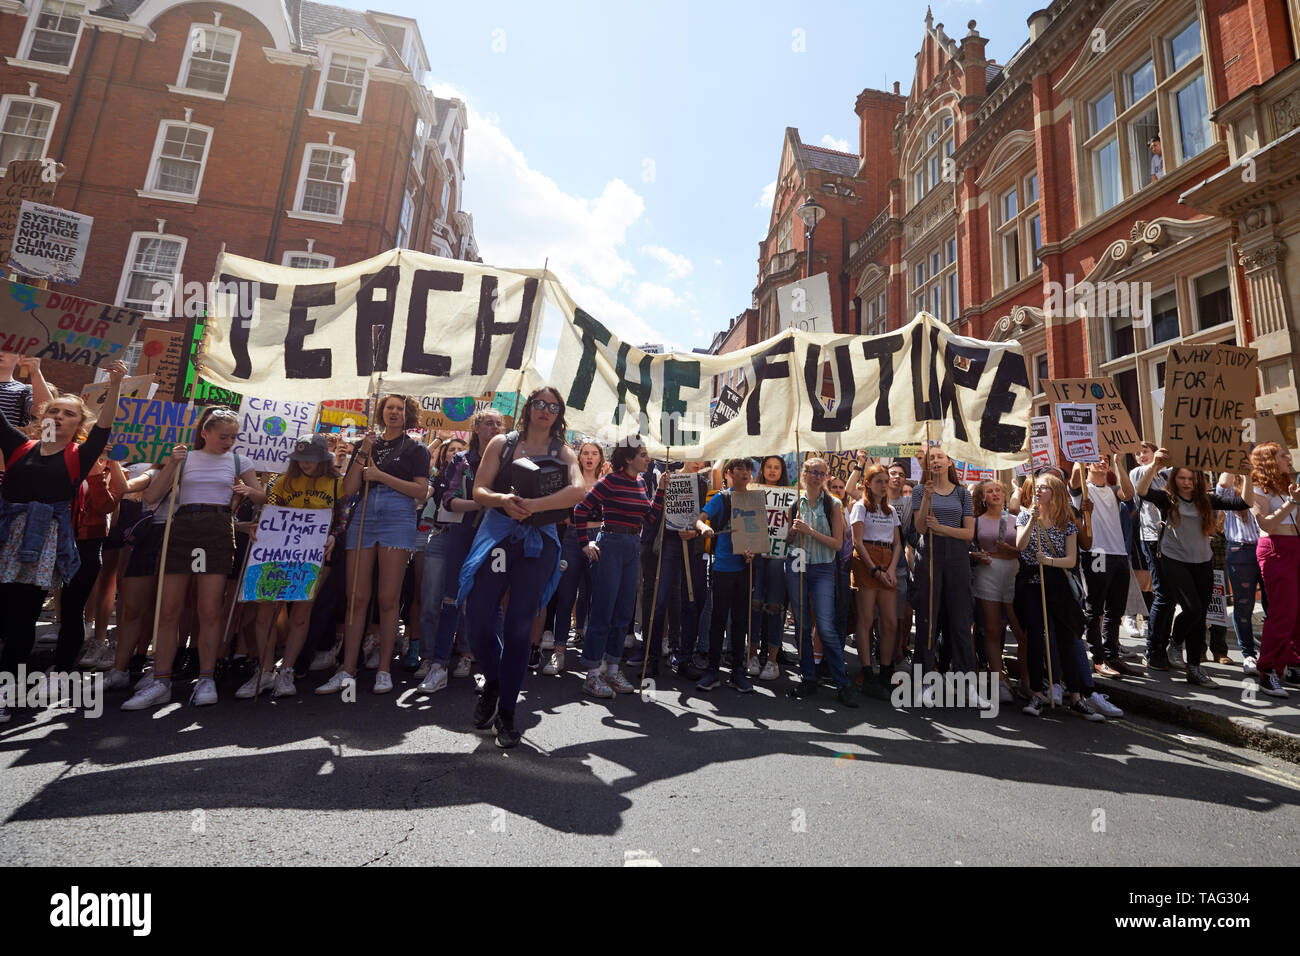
[583,670,614,698]
[747,655,760,677]
[1087,691,1124,718]
[542,649,564,676]
[373,670,393,694]
[413,659,433,680]
[451,656,473,679]
[190,677,218,707]
[541,630,555,651]
[92,642,118,670]
[273,667,297,698]
[921,684,940,707]
[133,669,157,695]
[1121,615,1137,634]
[235,670,276,700]
[309,649,337,672]
[1243,656,1259,677]
[604,666,635,694]
[759,660,779,681]
[122,679,171,711]
[999,681,1014,703]
[419,663,448,693]
[662,637,672,656]
[76,640,107,669]
[103,669,130,692]
[315,670,355,695]
[363,635,381,670]
[1051,683,1064,705]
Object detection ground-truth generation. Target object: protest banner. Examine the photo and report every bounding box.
[0,281,143,368]
[1045,378,1141,456]
[0,160,57,267]
[820,451,857,484]
[9,200,92,283]
[1161,343,1257,472]
[777,273,834,333]
[754,483,800,558]
[233,396,318,473]
[82,374,154,413]
[1206,570,1228,627]
[106,396,201,464]
[1029,415,1056,471]
[1055,403,1102,463]
[319,398,369,432]
[551,303,1031,469]
[710,384,743,427]
[240,507,331,602]
[201,249,543,401]
[728,490,771,556]
[136,327,184,398]
[1252,406,1288,449]
[956,461,996,482]
[177,314,244,407]
[664,473,704,532]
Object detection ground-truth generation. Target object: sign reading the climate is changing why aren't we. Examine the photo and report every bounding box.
[241,507,332,602]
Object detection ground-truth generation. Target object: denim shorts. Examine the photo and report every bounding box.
[347,485,419,551]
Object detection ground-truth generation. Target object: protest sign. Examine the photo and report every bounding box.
[1252,406,1288,449]
[1055,403,1102,463]
[136,327,184,398]
[9,200,92,283]
[1029,415,1056,471]
[0,160,57,267]
[177,314,244,406]
[710,384,743,427]
[319,398,369,432]
[106,397,200,464]
[233,396,318,473]
[240,507,331,602]
[753,483,800,558]
[956,462,996,482]
[1045,378,1141,456]
[820,451,857,484]
[664,473,704,532]
[777,273,833,333]
[1206,570,1227,627]
[551,304,1031,469]
[81,374,154,413]
[417,393,515,432]
[202,249,543,401]
[492,391,519,416]
[728,490,771,556]
[1161,344,1257,472]
[0,281,142,368]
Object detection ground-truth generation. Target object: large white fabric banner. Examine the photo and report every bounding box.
[546,280,1031,468]
[200,249,544,400]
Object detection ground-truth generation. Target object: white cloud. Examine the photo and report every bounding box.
[640,244,693,279]
[756,180,776,209]
[821,134,852,153]
[633,282,682,311]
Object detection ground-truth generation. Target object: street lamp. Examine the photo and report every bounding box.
[796,197,826,278]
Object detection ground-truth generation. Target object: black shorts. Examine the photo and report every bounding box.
[105,499,143,552]
[164,510,236,576]
[124,522,163,578]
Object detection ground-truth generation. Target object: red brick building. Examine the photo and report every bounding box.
[735,0,1300,451]
[1,0,480,393]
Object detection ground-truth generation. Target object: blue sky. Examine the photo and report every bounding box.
[385,0,1041,373]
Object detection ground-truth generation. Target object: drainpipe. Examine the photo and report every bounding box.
[265,62,314,262]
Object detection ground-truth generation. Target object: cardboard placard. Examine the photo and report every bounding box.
[105,397,201,464]
[1055,403,1102,463]
[664,473,704,532]
[1045,378,1142,455]
[753,483,800,558]
[728,489,771,556]
[1252,407,1287,449]
[1161,344,1257,473]
[81,374,155,413]
[0,160,57,267]
[136,328,184,399]
[239,507,332,602]
[0,281,142,368]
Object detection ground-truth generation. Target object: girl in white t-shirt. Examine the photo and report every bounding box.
[850,464,901,693]
[971,479,1025,699]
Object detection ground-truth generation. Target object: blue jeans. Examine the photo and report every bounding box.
[552,527,592,642]
[431,520,479,664]
[785,560,848,689]
[750,556,787,655]
[649,537,706,662]
[463,534,558,714]
[418,528,451,661]
[582,532,641,667]
[1225,543,1264,658]
[1141,539,1178,656]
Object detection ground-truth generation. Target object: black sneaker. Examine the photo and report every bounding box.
[472,684,499,730]
[1144,654,1170,671]
[836,687,860,709]
[528,646,542,670]
[494,713,521,749]
[1260,670,1291,698]
[787,682,817,700]
[673,658,701,680]
[1186,665,1217,687]
[640,660,659,680]
[729,673,754,694]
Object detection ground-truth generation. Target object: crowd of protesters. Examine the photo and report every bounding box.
[3,357,1299,750]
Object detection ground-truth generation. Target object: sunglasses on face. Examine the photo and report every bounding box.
[530,399,562,414]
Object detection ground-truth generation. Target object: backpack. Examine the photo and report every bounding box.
[787,492,836,537]
[4,440,87,533]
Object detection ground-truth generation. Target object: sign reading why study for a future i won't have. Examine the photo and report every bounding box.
[241,507,332,602]
[232,396,317,474]
[1161,343,1258,473]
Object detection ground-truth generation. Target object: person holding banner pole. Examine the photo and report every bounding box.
[457,387,584,749]
[647,461,710,680]
[749,455,791,680]
[0,360,126,723]
[696,458,757,693]
[236,435,342,699]
[121,406,267,711]
[318,395,429,697]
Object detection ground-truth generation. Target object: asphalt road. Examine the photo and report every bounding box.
[2,663,1298,866]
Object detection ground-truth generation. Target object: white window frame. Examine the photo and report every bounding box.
[908,113,954,208]
[397,187,415,248]
[115,232,188,318]
[289,143,354,223]
[1190,265,1232,334]
[281,251,335,269]
[10,0,86,75]
[171,23,242,101]
[0,95,60,176]
[138,120,213,204]
[989,168,1041,294]
[910,235,957,322]
[311,49,371,123]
